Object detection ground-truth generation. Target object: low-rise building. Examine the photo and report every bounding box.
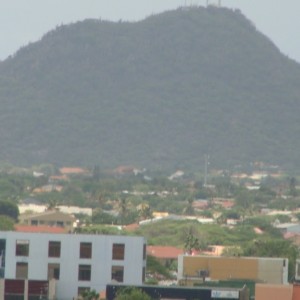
[147,245,184,267]
[106,284,249,300]
[178,255,288,285]
[0,231,146,299]
[18,210,76,232]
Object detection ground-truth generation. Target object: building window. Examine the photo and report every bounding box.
[16,262,28,279]
[57,221,64,227]
[80,242,92,259]
[48,263,60,280]
[142,266,146,282]
[31,220,38,226]
[15,240,29,256]
[111,266,124,282]
[143,244,146,260]
[48,241,61,258]
[112,243,125,260]
[78,265,91,281]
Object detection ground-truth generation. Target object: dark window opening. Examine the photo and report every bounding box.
[16,240,29,257]
[112,243,125,260]
[78,265,91,281]
[111,266,124,282]
[80,242,92,259]
[48,241,61,258]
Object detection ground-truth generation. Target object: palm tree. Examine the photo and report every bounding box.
[184,227,200,255]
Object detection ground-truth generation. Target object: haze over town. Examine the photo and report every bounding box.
[1,2,300,300]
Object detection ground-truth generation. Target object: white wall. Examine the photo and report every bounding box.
[0,232,146,299]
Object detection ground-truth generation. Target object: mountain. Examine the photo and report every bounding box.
[0,6,300,171]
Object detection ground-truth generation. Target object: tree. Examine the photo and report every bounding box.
[289,177,298,197]
[235,189,255,219]
[92,208,115,224]
[80,289,99,300]
[0,200,19,221]
[183,196,195,216]
[46,198,59,211]
[146,255,172,280]
[137,202,152,221]
[0,215,15,230]
[184,227,201,254]
[114,287,153,300]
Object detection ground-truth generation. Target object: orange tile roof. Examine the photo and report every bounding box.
[15,225,66,234]
[113,165,136,174]
[147,246,184,259]
[50,175,69,181]
[220,201,235,209]
[123,223,139,231]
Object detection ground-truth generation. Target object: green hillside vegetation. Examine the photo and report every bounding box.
[134,219,281,248]
[0,7,300,170]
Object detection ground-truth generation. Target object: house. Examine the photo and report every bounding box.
[18,204,92,216]
[177,255,289,286]
[59,167,89,175]
[201,245,225,256]
[18,210,77,232]
[275,223,300,235]
[147,246,184,267]
[32,184,63,193]
[0,232,146,299]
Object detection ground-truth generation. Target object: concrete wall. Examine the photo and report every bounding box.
[292,284,300,300]
[182,256,258,280]
[258,257,288,284]
[255,283,293,300]
[178,255,288,285]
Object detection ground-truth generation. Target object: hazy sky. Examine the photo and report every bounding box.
[1,0,299,62]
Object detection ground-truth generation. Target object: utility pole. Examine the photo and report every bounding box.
[204,154,209,187]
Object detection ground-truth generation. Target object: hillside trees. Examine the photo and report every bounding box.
[0,200,19,221]
[1,8,300,169]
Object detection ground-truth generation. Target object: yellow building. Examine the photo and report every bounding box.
[178,255,288,286]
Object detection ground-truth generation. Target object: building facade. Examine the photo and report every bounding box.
[18,211,76,232]
[0,232,146,299]
[106,284,250,300]
[178,255,289,285]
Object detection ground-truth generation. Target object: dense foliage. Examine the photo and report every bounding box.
[114,287,153,300]
[0,215,15,230]
[0,7,300,170]
[0,200,19,221]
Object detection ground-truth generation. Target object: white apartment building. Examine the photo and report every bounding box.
[0,231,146,299]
